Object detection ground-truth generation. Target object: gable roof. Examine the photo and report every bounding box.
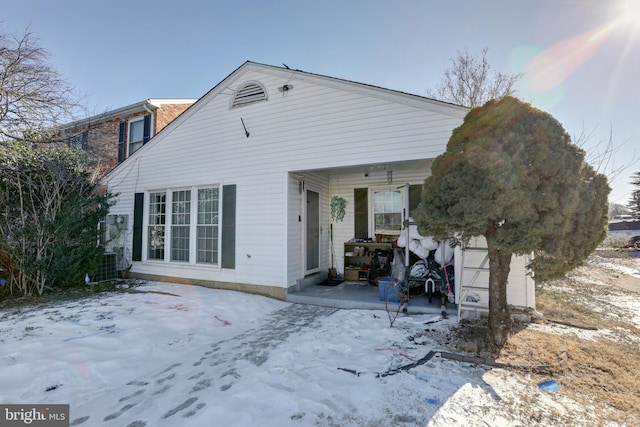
[104,61,469,178]
[205,61,468,115]
[248,61,467,110]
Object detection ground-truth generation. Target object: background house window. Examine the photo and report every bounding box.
[171,190,191,262]
[373,190,402,233]
[68,130,88,151]
[148,192,166,260]
[197,187,219,264]
[128,119,145,155]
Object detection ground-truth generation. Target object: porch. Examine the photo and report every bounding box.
[288,160,458,316]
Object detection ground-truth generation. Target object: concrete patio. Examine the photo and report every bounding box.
[286,280,457,316]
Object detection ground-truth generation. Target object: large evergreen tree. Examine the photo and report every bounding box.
[414,97,610,348]
[0,141,114,296]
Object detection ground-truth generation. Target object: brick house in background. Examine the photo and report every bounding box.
[58,99,197,177]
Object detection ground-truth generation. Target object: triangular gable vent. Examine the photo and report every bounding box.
[231,82,267,108]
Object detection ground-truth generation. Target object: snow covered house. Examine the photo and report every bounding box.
[102,61,535,314]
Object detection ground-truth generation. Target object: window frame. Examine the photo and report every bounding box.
[170,189,191,262]
[144,186,221,267]
[68,130,88,151]
[128,117,145,156]
[196,187,220,265]
[147,191,167,261]
[369,186,405,238]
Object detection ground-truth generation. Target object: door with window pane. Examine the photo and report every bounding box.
[306,189,320,272]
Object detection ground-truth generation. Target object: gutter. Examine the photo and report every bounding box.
[142,103,155,136]
[58,98,195,132]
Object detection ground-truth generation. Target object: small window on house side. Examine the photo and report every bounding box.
[373,190,402,234]
[68,131,88,151]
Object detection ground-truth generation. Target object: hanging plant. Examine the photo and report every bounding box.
[331,195,347,223]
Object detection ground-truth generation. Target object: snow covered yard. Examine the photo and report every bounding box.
[1,250,639,426]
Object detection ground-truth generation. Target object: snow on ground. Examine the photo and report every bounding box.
[0,284,287,407]
[589,254,640,279]
[0,283,494,426]
[1,253,639,426]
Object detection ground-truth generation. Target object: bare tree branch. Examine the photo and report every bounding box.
[0,28,80,143]
[573,124,637,186]
[427,47,523,108]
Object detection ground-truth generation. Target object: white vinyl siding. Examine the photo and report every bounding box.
[105,63,469,291]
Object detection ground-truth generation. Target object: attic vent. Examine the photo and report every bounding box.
[231,82,267,108]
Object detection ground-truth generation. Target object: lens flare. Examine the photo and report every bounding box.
[619,0,640,24]
[524,21,617,92]
[523,0,639,95]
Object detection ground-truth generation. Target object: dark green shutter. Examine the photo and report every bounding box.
[132,193,144,261]
[81,131,88,151]
[354,188,368,239]
[221,185,236,269]
[143,114,151,143]
[118,121,126,163]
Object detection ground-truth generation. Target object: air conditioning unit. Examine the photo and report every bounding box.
[106,215,129,240]
[107,214,128,229]
[94,252,118,281]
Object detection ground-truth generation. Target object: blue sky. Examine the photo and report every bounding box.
[3,0,639,203]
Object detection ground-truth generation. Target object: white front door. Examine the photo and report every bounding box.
[305,188,320,273]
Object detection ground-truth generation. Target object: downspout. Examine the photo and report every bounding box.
[143,102,155,137]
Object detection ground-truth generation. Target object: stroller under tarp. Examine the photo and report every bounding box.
[391,248,455,303]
